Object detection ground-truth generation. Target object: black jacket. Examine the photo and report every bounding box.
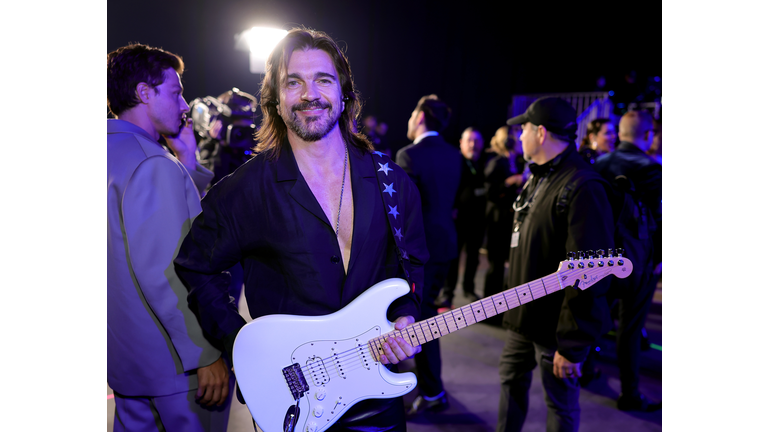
[396,135,463,263]
[175,143,428,347]
[593,141,662,230]
[502,143,614,363]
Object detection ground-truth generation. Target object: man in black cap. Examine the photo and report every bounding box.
[496,97,615,432]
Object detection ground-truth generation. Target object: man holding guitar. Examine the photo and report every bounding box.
[174,28,429,431]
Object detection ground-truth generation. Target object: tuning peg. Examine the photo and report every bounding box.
[586,250,595,259]
[578,251,585,260]
[615,248,624,257]
[597,249,605,258]
[567,251,576,261]
[608,248,614,257]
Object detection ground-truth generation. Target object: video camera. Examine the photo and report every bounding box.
[189,88,259,150]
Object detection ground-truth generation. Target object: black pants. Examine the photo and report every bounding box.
[414,260,451,397]
[607,235,656,396]
[484,212,513,299]
[614,256,656,395]
[445,215,486,301]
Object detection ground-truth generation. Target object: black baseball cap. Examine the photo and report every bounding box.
[506,97,577,138]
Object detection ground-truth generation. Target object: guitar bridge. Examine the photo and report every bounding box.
[282,363,309,400]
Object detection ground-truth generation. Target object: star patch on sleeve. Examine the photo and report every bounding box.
[377,162,393,176]
[388,205,399,219]
[383,182,397,197]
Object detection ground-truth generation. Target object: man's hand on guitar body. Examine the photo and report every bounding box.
[380,316,422,365]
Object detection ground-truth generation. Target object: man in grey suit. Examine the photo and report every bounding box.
[107,43,232,431]
[396,94,463,416]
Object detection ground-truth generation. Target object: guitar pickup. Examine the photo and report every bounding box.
[306,356,330,386]
[282,363,309,400]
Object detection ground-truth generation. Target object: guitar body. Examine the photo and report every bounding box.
[233,278,417,432]
[233,251,632,432]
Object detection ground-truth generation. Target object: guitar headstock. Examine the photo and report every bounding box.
[556,248,633,290]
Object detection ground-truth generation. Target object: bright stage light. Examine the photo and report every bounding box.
[242,27,287,74]
[247,27,288,57]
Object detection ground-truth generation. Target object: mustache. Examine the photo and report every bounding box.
[291,101,330,112]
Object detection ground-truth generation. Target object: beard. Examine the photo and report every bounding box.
[282,100,343,142]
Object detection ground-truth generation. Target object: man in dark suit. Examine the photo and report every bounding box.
[396,94,463,416]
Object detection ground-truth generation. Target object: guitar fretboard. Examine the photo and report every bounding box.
[367,271,564,362]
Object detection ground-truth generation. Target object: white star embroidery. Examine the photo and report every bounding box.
[388,205,399,219]
[373,151,385,157]
[401,249,408,259]
[378,162,393,176]
[394,227,403,241]
[383,183,397,197]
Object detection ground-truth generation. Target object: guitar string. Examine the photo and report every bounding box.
[296,274,567,379]
[296,272,570,382]
[296,266,619,390]
[288,265,615,401]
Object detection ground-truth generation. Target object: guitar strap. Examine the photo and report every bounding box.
[369,151,416,293]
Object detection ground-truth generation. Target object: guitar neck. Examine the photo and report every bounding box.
[368,271,565,361]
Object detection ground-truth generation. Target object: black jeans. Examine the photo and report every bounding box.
[497,330,581,432]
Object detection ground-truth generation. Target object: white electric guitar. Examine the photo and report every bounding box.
[233,250,632,432]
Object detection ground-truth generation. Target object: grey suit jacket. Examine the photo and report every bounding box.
[107,119,220,396]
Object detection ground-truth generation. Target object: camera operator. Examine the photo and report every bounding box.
[189,88,258,307]
[191,88,259,191]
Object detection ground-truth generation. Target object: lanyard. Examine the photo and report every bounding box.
[512,175,546,233]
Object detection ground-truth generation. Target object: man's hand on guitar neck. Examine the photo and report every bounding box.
[380,316,422,365]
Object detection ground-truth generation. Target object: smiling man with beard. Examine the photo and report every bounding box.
[174,28,429,431]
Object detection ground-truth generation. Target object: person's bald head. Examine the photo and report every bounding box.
[619,110,655,151]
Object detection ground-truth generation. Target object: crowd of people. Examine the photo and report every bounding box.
[107,27,661,432]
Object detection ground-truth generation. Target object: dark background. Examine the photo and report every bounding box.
[107,0,661,151]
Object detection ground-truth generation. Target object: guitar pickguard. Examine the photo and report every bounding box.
[290,326,415,431]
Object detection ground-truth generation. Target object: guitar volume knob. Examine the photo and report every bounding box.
[306,421,318,432]
[315,388,326,400]
[313,405,324,417]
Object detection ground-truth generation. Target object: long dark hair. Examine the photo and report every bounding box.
[254,28,373,159]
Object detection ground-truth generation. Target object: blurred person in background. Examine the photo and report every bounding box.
[191,88,260,306]
[648,117,661,164]
[593,109,661,412]
[482,126,525,322]
[578,118,616,165]
[437,127,487,309]
[193,87,259,191]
